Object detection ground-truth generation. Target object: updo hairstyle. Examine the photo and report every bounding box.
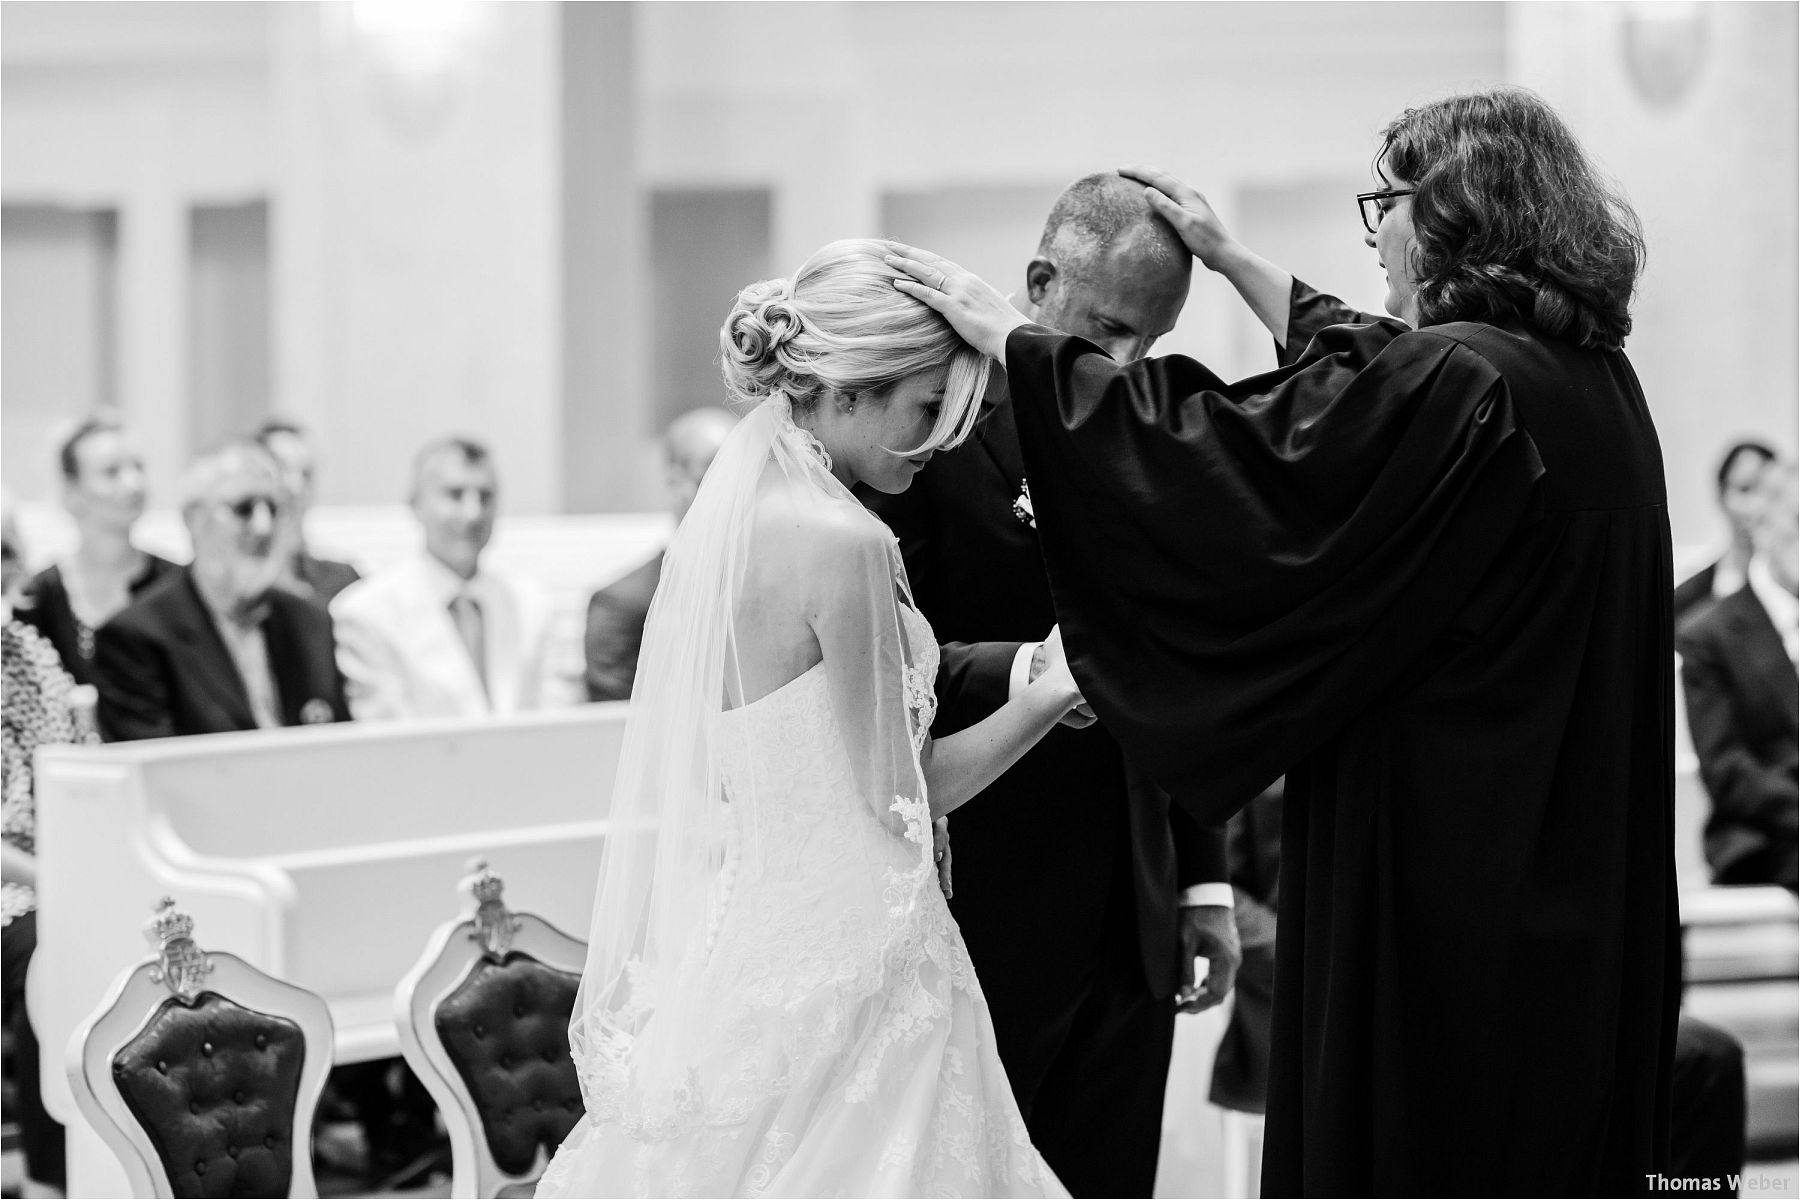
[720,239,990,455]
[1381,88,1645,351]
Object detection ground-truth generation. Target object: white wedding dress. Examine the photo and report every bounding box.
[538,402,1064,1199]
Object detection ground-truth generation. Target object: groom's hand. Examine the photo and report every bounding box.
[1175,904,1241,1014]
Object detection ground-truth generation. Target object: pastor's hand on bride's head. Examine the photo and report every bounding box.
[884,243,1029,362]
[1118,165,1239,273]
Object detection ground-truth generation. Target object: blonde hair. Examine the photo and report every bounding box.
[720,239,990,455]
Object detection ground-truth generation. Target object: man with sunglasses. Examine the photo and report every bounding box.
[91,441,350,741]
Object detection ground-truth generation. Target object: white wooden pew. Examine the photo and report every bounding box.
[31,707,627,1198]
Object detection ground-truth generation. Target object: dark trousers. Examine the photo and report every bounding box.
[3,911,65,1189]
[1667,1013,1747,1191]
[976,862,1176,1198]
[1209,941,1275,1115]
[325,1058,440,1171]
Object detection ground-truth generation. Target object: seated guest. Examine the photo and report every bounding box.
[252,416,361,604]
[17,413,179,686]
[332,436,557,718]
[92,442,350,741]
[1675,439,1777,622]
[585,406,737,701]
[1679,459,1799,890]
[86,452,434,1185]
[3,502,96,1196]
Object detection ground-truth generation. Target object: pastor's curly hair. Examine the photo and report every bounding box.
[1381,89,1645,351]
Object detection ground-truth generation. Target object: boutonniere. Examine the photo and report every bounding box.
[1012,479,1036,529]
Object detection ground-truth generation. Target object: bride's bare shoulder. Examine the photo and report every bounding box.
[752,483,893,571]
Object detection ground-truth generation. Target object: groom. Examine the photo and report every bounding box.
[864,174,1239,1197]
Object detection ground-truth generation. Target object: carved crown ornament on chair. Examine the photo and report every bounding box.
[395,858,588,1198]
[65,898,334,1198]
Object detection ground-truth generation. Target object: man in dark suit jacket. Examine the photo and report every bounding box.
[95,442,350,740]
[1675,439,1777,623]
[584,555,661,702]
[863,174,1238,1197]
[1679,460,1798,889]
[585,407,737,701]
[253,417,361,607]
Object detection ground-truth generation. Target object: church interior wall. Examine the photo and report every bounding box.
[1,0,1793,557]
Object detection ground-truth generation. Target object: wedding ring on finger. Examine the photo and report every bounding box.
[934,270,947,290]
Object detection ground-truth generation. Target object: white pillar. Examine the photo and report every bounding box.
[1507,1,1799,547]
[270,0,564,512]
[117,90,189,499]
[559,0,649,512]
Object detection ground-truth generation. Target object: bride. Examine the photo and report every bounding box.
[537,239,1081,1198]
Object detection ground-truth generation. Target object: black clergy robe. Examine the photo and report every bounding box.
[1005,281,1680,1197]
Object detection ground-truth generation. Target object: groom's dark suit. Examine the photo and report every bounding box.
[863,378,1228,1197]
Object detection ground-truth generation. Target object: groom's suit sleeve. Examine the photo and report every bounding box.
[1171,799,1227,891]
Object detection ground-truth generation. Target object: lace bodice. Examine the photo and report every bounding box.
[716,600,938,840]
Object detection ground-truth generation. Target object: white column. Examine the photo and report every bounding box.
[117,89,189,500]
[769,2,878,274]
[559,0,649,512]
[268,2,333,441]
[1506,1,1799,548]
[270,0,564,513]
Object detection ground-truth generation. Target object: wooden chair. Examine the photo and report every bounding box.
[395,859,587,1198]
[65,898,332,1198]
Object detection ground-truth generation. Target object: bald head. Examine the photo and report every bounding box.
[1037,173,1186,281]
[664,407,739,521]
[1027,173,1192,362]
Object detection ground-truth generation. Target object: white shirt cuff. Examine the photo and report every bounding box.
[1008,642,1039,701]
[1179,883,1235,909]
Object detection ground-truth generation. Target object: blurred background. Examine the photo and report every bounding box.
[2,0,1794,543]
[3,5,1797,1197]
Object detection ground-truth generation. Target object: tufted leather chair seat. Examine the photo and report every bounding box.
[434,953,582,1177]
[110,992,305,1199]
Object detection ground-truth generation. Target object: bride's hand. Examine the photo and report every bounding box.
[884,244,1030,362]
[1037,626,1088,717]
